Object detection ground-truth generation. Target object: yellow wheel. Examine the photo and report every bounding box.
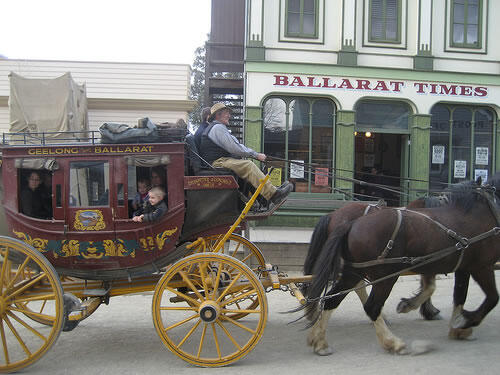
[152,253,268,367]
[188,234,266,320]
[0,236,64,373]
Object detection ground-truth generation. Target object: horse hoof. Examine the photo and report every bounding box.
[410,340,436,355]
[315,346,334,356]
[449,327,474,340]
[396,299,412,313]
[451,313,467,329]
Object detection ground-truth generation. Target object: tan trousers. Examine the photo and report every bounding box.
[212,157,277,200]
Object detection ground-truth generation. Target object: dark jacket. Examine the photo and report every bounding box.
[20,187,51,219]
[199,123,232,164]
[133,200,167,222]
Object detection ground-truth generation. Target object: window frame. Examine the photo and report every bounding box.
[285,0,319,39]
[450,0,483,49]
[368,0,402,44]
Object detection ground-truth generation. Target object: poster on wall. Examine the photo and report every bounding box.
[364,138,374,152]
[475,147,489,165]
[364,153,375,167]
[269,168,282,186]
[454,160,467,178]
[315,168,329,186]
[432,145,445,164]
[474,169,488,184]
[290,160,304,179]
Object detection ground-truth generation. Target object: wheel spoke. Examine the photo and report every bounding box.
[216,320,241,349]
[164,313,199,332]
[7,273,47,300]
[164,286,200,308]
[11,293,56,305]
[177,319,201,349]
[220,289,257,308]
[0,320,10,365]
[196,323,207,358]
[222,308,261,314]
[159,306,197,311]
[5,256,31,292]
[215,271,242,303]
[219,314,257,334]
[229,241,242,258]
[6,311,47,342]
[0,247,10,291]
[8,307,56,323]
[211,323,221,359]
[178,270,205,302]
[4,315,31,356]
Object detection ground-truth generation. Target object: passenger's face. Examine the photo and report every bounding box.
[148,192,161,206]
[28,173,41,191]
[151,172,162,187]
[138,182,149,194]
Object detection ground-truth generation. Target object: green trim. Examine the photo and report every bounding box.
[245,107,263,152]
[246,61,500,85]
[338,50,358,66]
[413,54,434,71]
[335,110,355,193]
[409,114,431,200]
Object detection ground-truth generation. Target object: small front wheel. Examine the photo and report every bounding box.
[152,253,268,367]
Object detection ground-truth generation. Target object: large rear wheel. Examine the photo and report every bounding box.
[0,236,64,373]
[152,253,268,367]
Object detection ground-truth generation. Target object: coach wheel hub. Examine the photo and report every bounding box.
[198,300,220,323]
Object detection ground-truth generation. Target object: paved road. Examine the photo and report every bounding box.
[27,274,499,375]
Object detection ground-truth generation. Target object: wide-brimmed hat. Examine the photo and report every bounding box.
[208,103,231,120]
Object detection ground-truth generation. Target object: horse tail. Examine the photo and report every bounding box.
[304,215,331,276]
[306,221,352,302]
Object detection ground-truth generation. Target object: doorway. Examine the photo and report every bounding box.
[354,132,405,206]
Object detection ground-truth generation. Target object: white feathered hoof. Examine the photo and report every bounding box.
[450,313,468,330]
[449,327,474,340]
[409,340,436,355]
[314,345,334,356]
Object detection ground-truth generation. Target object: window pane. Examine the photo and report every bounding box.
[304,0,315,13]
[311,100,334,193]
[371,18,384,39]
[303,14,315,35]
[386,19,397,40]
[474,109,493,171]
[467,25,478,44]
[451,108,472,182]
[264,98,287,159]
[70,161,109,207]
[468,4,479,24]
[355,101,409,130]
[288,99,310,186]
[288,0,300,12]
[287,13,300,33]
[453,3,465,22]
[453,24,465,44]
[386,0,398,18]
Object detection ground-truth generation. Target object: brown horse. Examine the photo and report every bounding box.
[303,174,500,355]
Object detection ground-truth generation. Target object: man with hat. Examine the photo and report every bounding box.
[200,102,293,206]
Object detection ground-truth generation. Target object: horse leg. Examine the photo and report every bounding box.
[396,275,442,320]
[451,268,499,332]
[308,277,361,356]
[365,277,407,353]
[449,270,473,339]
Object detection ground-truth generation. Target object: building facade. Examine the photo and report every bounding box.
[244,0,500,225]
[0,59,195,134]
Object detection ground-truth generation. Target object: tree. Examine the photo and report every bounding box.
[189,37,208,128]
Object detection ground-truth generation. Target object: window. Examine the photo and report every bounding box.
[286,0,318,38]
[69,161,109,207]
[369,0,401,43]
[429,104,495,191]
[451,0,482,48]
[263,96,335,193]
[355,100,410,131]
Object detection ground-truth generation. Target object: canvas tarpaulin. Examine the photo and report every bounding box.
[9,72,88,139]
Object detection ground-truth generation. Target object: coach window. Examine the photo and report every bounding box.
[69,161,109,206]
[429,104,495,190]
[263,96,335,193]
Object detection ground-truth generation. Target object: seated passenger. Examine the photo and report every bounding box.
[20,171,51,219]
[132,187,167,223]
[132,178,151,211]
[151,166,166,189]
[199,102,293,206]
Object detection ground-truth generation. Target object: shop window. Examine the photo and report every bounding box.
[355,100,410,131]
[430,104,494,191]
[263,96,335,193]
[369,0,401,43]
[451,0,482,48]
[285,0,318,38]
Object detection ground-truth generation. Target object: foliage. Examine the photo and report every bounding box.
[189,37,208,128]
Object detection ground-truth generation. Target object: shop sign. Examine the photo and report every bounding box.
[454,160,467,178]
[475,147,489,165]
[273,75,488,98]
[432,145,445,164]
[269,168,282,186]
[314,168,329,186]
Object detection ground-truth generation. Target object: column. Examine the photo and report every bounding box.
[335,110,355,193]
[409,114,431,200]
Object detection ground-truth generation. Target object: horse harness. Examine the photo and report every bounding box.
[346,187,500,273]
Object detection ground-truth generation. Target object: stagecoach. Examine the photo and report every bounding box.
[0,131,310,372]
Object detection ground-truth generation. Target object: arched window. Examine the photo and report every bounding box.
[263,96,335,193]
[430,104,495,190]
